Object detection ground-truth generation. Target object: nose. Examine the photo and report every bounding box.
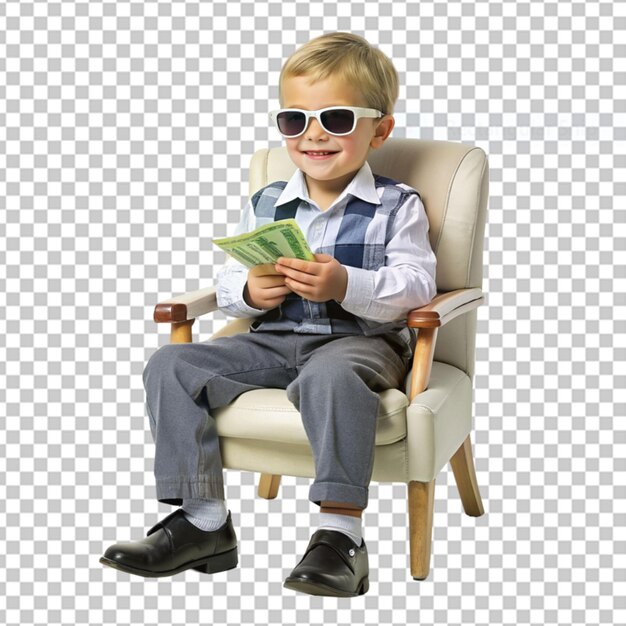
[305,116,328,140]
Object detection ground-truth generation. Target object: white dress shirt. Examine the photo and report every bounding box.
[216,161,437,324]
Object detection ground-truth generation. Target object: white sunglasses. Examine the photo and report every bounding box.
[269,106,385,138]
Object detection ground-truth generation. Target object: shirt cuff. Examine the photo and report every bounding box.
[216,275,270,318]
[339,266,375,317]
[228,295,269,317]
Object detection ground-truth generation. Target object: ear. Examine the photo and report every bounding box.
[370,115,395,149]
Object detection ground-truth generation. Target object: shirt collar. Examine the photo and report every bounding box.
[275,161,381,209]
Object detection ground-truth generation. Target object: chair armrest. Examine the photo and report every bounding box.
[407,288,484,329]
[153,286,218,323]
[406,288,484,401]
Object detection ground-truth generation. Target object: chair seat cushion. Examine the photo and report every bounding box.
[214,361,468,451]
[214,385,409,446]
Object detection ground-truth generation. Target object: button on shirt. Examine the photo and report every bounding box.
[216,161,437,324]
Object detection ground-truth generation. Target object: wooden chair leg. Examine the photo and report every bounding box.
[449,435,485,517]
[258,473,281,499]
[407,479,435,580]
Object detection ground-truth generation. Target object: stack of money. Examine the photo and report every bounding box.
[213,219,315,268]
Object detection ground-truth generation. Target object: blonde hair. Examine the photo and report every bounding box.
[279,32,399,116]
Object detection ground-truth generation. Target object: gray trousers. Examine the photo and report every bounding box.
[142,330,410,510]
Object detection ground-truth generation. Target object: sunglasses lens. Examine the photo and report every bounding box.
[276,110,306,136]
[320,109,355,134]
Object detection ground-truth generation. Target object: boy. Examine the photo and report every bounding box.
[100,32,436,597]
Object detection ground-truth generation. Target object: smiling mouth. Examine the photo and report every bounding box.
[303,151,338,156]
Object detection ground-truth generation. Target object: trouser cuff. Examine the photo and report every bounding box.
[309,481,369,510]
[155,477,225,506]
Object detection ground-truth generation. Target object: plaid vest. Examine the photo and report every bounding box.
[248,175,420,353]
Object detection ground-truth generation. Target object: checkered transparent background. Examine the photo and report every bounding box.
[1,0,624,624]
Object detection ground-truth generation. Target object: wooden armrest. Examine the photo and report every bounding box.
[407,288,484,329]
[153,286,218,323]
[407,288,484,400]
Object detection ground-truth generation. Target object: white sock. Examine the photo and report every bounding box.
[181,498,228,532]
[318,512,363,546]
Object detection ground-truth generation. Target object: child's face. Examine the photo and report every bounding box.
[279,74,393,200]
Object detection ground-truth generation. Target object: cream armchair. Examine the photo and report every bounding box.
[152,138,488,580]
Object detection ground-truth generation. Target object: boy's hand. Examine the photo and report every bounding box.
[244,263,291,309]
[274,254,348,303]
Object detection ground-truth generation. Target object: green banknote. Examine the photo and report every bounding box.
[213,219,316,268]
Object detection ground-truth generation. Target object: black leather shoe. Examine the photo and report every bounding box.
[99,509,238,577]
[283,529,369,597]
